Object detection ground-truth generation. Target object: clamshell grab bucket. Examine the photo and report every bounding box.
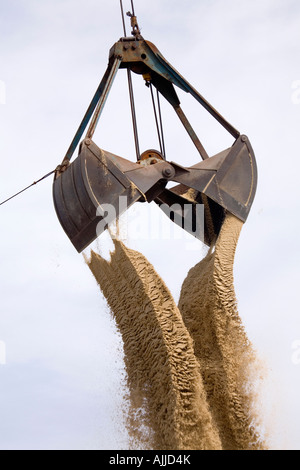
[53,27,258,252]
[53,140,143,252]
[53,134,257,252]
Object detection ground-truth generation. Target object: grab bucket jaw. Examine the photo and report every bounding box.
[53,140,142,252]
[155,135,257,246]
[53,135,257,252]
[53,139,180,252]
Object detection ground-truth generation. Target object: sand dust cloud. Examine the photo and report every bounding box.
[86,212,267,450]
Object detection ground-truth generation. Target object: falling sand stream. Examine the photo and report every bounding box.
[86,213,267,450]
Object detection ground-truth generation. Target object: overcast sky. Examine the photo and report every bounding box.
[1,0,300,450]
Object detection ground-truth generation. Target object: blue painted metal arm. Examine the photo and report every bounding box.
[62,57,120,163]
[143,41,240,139]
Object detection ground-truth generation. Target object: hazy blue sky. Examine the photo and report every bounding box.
[1,0,300,450]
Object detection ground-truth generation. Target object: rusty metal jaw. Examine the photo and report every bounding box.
[53,133,257,252]
[155,135,257,246]
[53,139,173,252]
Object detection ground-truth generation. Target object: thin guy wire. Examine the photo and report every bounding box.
[0,169,55,207]
[149,83,163,156]
[156,88,166,159]
[120,0,127,36]
[127,69,140,160]
[131,0,135,16]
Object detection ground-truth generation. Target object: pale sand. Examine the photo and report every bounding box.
[86,213,266,450]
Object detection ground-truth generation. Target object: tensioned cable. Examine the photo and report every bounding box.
[0,169,56,207]
[123,0,166,160]
[130,0,135,16]
[156,88,166,159]
[120,0,141,160]
[149,83,163,156]
[127,69,141,160]
[120,0,127,36]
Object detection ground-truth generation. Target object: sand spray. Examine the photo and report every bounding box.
[86,213,267,450]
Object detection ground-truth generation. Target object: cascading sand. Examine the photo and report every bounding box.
[179,213,266,450]
[86,213,266,450]
[87,240,222,450]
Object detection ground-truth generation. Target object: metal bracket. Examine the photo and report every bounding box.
[60,36,240,167]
